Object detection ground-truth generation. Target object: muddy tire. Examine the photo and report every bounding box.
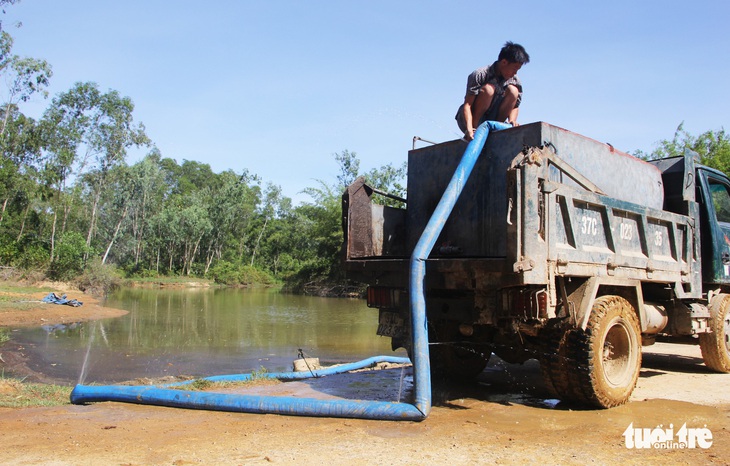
[699,293,730,373]
[566,296,641,408]
[539,325,573,399]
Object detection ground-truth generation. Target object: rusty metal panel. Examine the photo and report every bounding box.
[343,178,406,259]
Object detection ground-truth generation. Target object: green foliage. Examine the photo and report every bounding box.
[333,149,407,205]
[49,231,91,280]
[207,260,239,285]
[0,235,17,264]
[637,123,730,174]
[208,260,276,286]
[15,238,47,269]
[250,365,269,380]
[76,257,121,295]
[189,378,213,390]
[0,377,72,408]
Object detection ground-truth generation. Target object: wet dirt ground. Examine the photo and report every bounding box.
[1,343,728,465]
[1,291,729,464]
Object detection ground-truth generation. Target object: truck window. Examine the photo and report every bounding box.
[709,180,730,224]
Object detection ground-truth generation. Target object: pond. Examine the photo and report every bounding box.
[11,287,403,385]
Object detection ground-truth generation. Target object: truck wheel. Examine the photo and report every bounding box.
[567,296,641,408]
[699,293,730,373]
[539,325,573,399]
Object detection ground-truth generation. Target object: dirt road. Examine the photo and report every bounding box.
[1,342,729,465]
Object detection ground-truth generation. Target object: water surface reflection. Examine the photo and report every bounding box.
[13,287,400,384]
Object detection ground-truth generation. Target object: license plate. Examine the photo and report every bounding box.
[377,311,405,337]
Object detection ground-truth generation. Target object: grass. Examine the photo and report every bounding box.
[0,300,42,312]
[0,284,54,312]
[0,284,54,294]
[173,367,279,392]
[0,376,72,408]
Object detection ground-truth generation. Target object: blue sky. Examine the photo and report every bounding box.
[3,1,729,203]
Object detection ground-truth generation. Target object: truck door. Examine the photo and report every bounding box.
[699,169,730,285]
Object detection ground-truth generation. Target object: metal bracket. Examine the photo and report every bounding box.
[513,256,535,272]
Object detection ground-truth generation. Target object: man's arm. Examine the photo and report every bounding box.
[462,94,477,140]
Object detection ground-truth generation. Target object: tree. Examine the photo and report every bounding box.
[41,82,149,262]
[335,149,360,188]
[126,150,166,267]
[333,149,407,204]
[250,183,282,267]
[0,104,39,226]
[203,169,259,274]
[637,123,730,173]
[0,31,52,137]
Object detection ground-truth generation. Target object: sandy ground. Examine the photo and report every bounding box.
[0,286,128,328]
[1,289,729,465]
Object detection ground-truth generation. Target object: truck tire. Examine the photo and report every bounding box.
[539,325,573,399]
[567,296,641,408]
[699,293,730,373]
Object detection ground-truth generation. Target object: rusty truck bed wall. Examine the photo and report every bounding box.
[406,122,665,258]
[505,148,702,299]
[343,178,407,260]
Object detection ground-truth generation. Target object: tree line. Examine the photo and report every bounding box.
[0,11,406,291]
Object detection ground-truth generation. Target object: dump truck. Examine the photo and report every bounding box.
[342,121,730,408]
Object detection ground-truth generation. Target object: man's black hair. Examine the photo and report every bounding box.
[498,41,530,64]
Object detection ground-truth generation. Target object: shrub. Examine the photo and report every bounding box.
[208,261,276,286]
[49,232,92,281]
[0,239,18,266]
[208,260,239,285]
[17,244,49,270]
[76,258,122,296]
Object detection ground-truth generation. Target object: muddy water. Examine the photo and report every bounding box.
[10,287,402,385]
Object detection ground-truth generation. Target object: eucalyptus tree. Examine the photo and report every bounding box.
[202,169,260,275]
[94,162,135,265]
[295,180,343,283]
[0,104,39,228]
[0,24,50,246]
[179,191,212,275]
[81,86,149,259]
[126,150,167,267]
[257,195,302,277]
[41,82,149,263]
[0,31,52,137]
[249,183,282,267]
[41,83,100,259]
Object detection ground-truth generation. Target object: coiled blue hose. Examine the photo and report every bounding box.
[70,120,510,421]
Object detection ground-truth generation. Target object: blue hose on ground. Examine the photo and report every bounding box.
[70,120,510,421]
[71,356,417,420]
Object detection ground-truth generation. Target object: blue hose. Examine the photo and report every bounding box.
[70,120,510,420]
[408,120,511,417]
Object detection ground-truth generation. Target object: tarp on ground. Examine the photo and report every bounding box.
[41,292,83,307]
